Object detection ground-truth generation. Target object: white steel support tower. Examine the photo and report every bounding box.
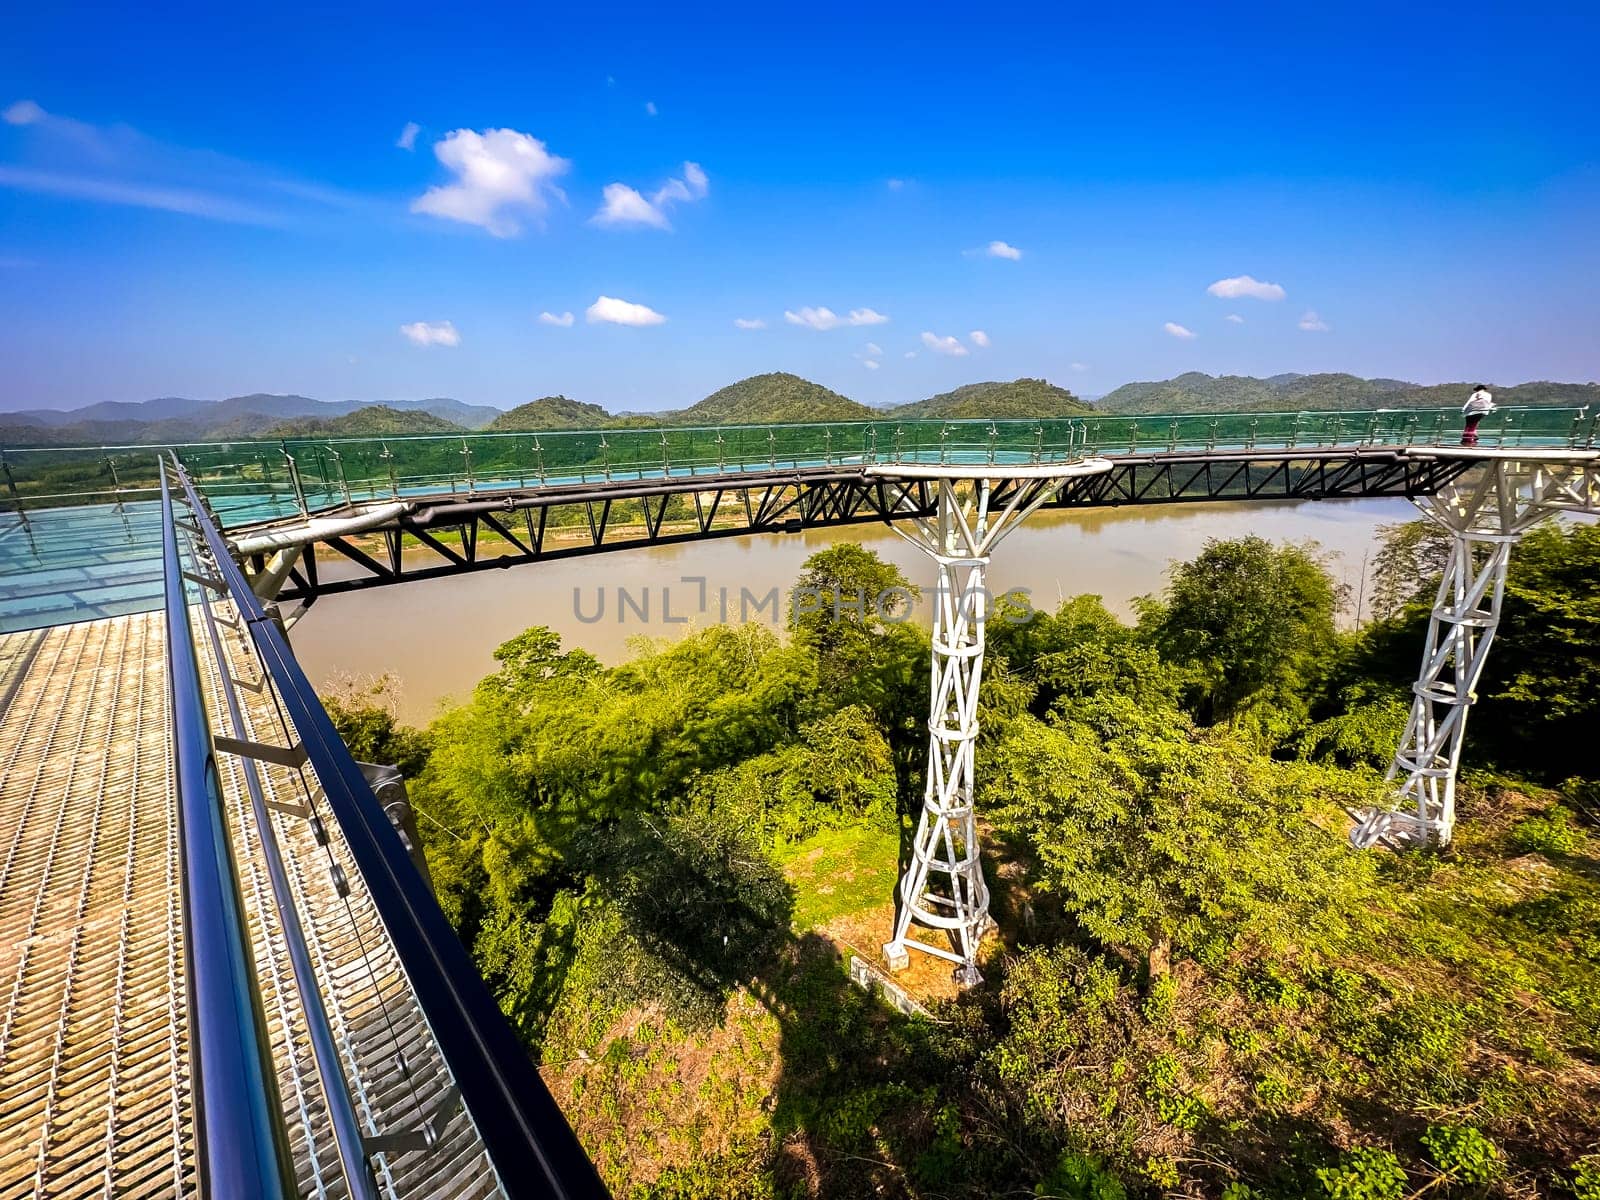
[873,462,1110,984]
[1355,454,1599,849]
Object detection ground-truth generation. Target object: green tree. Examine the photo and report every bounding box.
[1138,536,1345,723]
[1366,519,1452,622]
[985,697,1377,975]
[989,594,1178,719]
[322,673,431,775]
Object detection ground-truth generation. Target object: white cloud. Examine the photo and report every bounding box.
[786,308,837,329]
[1225,313,1245,324]
[904,351,918,359]
[784,306,889,331]
[396,122,420,151]
[587,295,667,326]
[3,99,45,126]
[592,183,669,229]
[538,310,574,327]
[886,178,905,190]
[969,330,990,348]
[645,101,658,116]
[592,161,708,230]
[400,320,460,347]
[986,240,1023,261]
[411,128,569,237]
[0,165,285,225]
[0,103,371,228]
[1207,274,1285,301]
[863,359,881,370]
[921,331,969,357]
[863,342,883,356]
[1071,362,1089,371]
[733,317,767,330]
[1298,310,1330,332]
[1164,322,1197,339]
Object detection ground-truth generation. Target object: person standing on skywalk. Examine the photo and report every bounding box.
[1461,384,1495,446]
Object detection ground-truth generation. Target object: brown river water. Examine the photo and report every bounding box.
[289,497,1417,724]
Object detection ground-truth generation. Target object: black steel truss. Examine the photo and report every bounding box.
[261,469,937,608]
[251,451,1473,610]
[1043,449,1474,509]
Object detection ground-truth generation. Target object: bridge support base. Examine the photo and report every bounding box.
[881,475,1069,985]
[1356,458,1600,849]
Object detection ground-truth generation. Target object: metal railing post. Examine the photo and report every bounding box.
[281,447,308,518]
[160,466,297,1199]
[330,448,352,506]
[380,442,399,500]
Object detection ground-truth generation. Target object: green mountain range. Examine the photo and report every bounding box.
[4,372,1591,448]
[1096,372,1598,415]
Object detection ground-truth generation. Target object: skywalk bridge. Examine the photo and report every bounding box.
[0,407,1596,1188]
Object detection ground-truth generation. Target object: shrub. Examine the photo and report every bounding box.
[1573,1156,1600,1200]
[1035,1150,1127,1200]
[1510,804,1583,856]
[1141,974,1178,1026]
[1421,1124,1500,1185]
[1315,1147,1407,1200]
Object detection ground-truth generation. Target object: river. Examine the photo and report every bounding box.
[288,497,1417,724]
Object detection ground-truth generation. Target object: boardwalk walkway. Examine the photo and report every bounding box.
[0,611,502,1198]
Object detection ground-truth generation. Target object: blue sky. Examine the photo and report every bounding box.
[2,2,1597,412]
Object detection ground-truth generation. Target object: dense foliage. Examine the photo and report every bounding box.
[327,518,1600,1198]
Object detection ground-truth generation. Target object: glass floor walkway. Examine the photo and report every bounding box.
[0,503,164,634]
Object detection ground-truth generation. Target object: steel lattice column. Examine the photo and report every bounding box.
[874,462,1110,984]
[1354,456,1600,849]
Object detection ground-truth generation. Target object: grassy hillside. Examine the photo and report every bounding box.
[890,377,1093,420]
[1098,371,1600,414]
[485,396,614,431]
[669,372,877,425]
[263,405,465,438]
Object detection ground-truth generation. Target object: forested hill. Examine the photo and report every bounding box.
[666,372,877,425]
[1097,372,1600,414]
[1,393,498,445]
[263,405,466,438]
[486,396,616,432]
[890,378,1092,420]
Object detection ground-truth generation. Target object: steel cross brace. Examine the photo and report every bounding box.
[1355,458,1600,848]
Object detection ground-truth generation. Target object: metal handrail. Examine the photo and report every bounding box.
[179,484,381,1200]
[7,405,1593,521]
[170,461,608,1199]
[159,468,297,1198]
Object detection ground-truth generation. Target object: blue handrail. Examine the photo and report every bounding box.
[160,468,297,1197]
[170,461,607,1198]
